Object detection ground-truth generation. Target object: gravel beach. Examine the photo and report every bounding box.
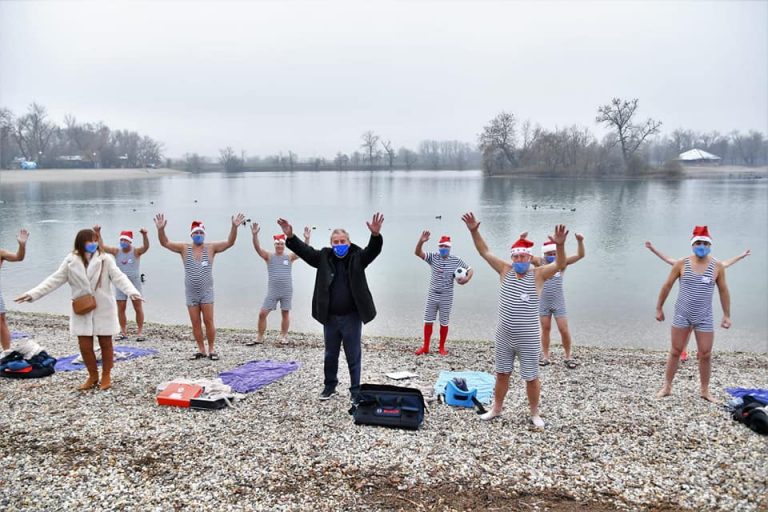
[1,312,766,511]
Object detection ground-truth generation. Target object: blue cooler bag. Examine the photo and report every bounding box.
[351,384,426,430]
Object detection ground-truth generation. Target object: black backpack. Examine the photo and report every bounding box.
[732,395,768,436]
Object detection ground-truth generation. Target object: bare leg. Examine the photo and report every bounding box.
[0,313,10,351]
[77,336,100,390]
[132,298,145,337]
[540,315,552,361]
[526,377,542,421]
[481,372,511,420]
[97,335,114,390]
[187,305,206,354]
[555,316,573,360]
[694,330,715,402]
[257,309,269,342]
[201,303,216,354]
[116,300,128,336]
[657,326,691,398]
[280,310,290,341]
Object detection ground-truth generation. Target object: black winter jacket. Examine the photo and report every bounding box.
[286,233,382,324]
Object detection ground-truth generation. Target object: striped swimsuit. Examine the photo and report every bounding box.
[539,271,567,317]
[262,253,293,311]
[184,246,214,306]
[672,257,716,332]
[423,253,469,326]
[495,269,541,380]
[114,249,142,301]
[0,263,5,314]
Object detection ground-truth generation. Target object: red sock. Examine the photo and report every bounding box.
[439,325,449,355]
[416,323,433,355]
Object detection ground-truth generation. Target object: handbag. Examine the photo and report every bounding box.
[72,259,104,315]
[350,384,427,430]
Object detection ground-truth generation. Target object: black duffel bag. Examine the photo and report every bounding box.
[350,383,427,430]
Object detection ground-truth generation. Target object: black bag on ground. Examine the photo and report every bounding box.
[350,384,426,430]
[732,395,768,436]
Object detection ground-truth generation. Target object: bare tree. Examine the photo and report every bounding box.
[381,140,396,170]
[0,108,14,168]
[288,151,297,171]
[12,102,58,163]
[184,153,206,172]
[334,152,349,171]
[361,131,380,168]
[731,130,765,166]
[398,147,418,170]
[478,111,517,174]
[596,98,661,168]
[219,146,243,171]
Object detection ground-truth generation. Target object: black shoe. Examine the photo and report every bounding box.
[319,388,337,401]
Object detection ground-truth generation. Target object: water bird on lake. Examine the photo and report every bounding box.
[435,215,442,219]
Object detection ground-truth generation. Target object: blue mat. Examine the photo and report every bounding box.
[726,387,768,405]
[54,345,157,372]
[434,370,495,404]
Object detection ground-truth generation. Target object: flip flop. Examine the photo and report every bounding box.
[564,359,578,369]
[539,358,551,367]
[191,352,207,360]
[115,334,128,341]
[209,352,220,361]
[136,336,146,342]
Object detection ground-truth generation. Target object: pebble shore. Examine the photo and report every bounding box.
[1,312,766,511]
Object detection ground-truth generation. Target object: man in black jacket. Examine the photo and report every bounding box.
[278,213,384,401]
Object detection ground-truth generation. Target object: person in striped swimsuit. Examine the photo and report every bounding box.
[462,212,568,429]
[655,226,731,403]
[414,232,473,356]
[93,226,150,341]
[0,228,29,351]
[534,234,585,368]
[645,239,748,362]
[247,223,311,346]
[154,213,245,361]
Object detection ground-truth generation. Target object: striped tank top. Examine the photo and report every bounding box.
[115,249,140,279]
[498,268,540,334]
[267,253,293,292]
[184,246,213,294]
[674,257,716,319]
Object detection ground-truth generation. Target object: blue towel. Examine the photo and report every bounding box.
[434,370,495,404]
[219,360,301,393]
[54,345,157,372]
[726,387,768,405]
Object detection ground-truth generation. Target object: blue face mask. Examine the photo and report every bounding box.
[120,241,131,250]
[693,245,711,258]
[513,262,530,274]
[545,255,556,264]
[192,234,205,245]
[333,244,350,258]
[439,247,450,257]
[84,242,99,254]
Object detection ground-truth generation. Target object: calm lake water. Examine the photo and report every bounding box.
[1,170,766,352]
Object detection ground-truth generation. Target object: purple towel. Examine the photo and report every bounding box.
[54,345,157,372]
[219,359,300,393]
[11,331,31,340]
[726,387,768,405]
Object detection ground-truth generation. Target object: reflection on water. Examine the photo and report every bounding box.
[1,170,766,352]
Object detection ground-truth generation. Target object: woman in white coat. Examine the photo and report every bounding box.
[16,228,142,390]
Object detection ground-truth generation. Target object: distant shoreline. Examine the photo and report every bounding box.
[0,167,186,184]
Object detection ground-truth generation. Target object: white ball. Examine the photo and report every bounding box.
[454,267,468,280]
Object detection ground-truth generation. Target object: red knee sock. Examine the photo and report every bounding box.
[416,323,433,355]
[438,325,449,355]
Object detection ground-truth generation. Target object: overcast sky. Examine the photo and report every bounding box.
[1,0,766,158]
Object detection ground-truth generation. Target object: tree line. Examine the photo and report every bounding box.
[0,103,164,169]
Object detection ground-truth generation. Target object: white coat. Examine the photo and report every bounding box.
[25,252,141,336]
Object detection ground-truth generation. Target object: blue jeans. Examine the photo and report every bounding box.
[323,313,362,396]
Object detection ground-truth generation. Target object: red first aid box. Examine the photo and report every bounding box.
[157,382,204,408]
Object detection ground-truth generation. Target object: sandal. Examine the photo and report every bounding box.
[564,359,578,369]
[539,358,551,367]
[115,334,128,341]
[136,336,146,342]
[191,352,207,360]
[209,352,220,361]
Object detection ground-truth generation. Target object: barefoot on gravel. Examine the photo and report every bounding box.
[656,385,672,398]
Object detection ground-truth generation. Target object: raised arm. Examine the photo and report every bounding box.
[566,233,585,265]
[645,241,676,266]
[93,225,118,256]
[211,213,246,254]
[461,212,509,276]
[0,229,29,262]
[715,262,731,328]
[360,212,384,267]
[415,230,430,260]
[135,228,150,256]
[281,218,322,268]
[537,225,569,282]
[290,226,312,262]
[154,214,185,254]
[655,259,684,321]
[721,249,750,269]
[251,223,271,262]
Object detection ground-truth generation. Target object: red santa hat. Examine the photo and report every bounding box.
[273,234,286,243]
[119,230,134,243]
[690,225,712,245]
[510,238,534,255]
[438,235,452,247]
[190,220,206,236]
[541,240,556,256]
